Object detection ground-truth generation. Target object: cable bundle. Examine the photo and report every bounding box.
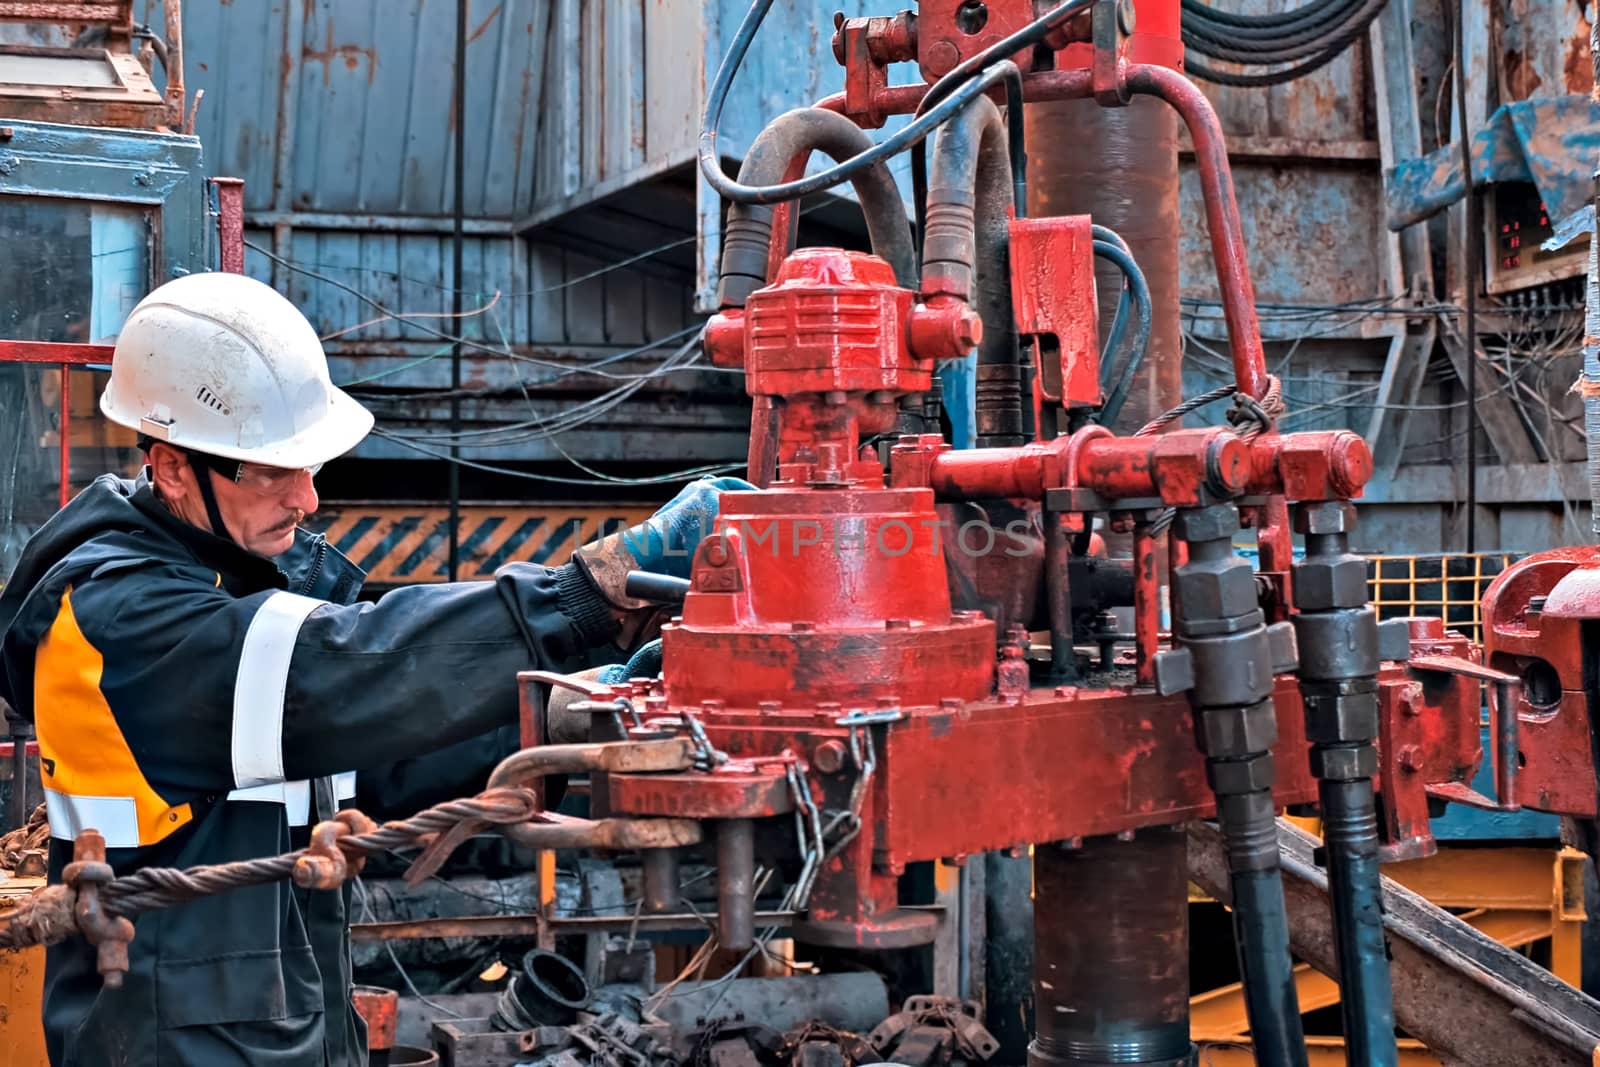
[1182,0,1388,87]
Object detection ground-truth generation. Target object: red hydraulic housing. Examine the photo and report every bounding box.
[516,4,1495,1066]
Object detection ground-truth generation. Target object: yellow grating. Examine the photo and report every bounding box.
[1365,553,1520,643]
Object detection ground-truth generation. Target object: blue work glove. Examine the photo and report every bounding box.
[596,639,664,687]
[573,475,755,610]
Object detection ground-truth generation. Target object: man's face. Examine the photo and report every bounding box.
[148,443,321,557]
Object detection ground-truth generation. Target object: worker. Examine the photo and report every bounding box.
[0,271,749,1067]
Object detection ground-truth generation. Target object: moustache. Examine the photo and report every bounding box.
[272,510,306,534]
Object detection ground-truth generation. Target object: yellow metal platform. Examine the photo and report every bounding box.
[1191,844,1586,1063]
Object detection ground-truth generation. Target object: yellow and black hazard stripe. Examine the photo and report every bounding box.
[307,505,655,587]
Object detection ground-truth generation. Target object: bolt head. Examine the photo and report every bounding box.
[1173,504,1240,544]
[814,739,848,774]
[1175,558,1259,620]
[1295,500,1357,536]
[1293,555,1368,610]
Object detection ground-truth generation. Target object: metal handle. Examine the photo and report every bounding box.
[624,571,692,604]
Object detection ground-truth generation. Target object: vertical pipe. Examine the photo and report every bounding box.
[1134,520,1158,684]
[1454,2,1479,551]
[642,848,681,914]
[213,177,246,274]
[1029,830,1192,1067]
[448,0,467,581]
[1291,509,1395,1066]
[1174,505,1307,1067]
[163,0,185,129]
[7,721,31,833]
[1046,511,1077,682]
[717,819,755,952]
[58,364,70,507]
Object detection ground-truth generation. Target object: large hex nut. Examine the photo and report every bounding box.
[1309,744,1378,781]
[1302,690,1379,743]
[1294,501,1356,536]
[1176,558,1260,621]
[1206,753,1277,795]
[1292,554,1369,611]
[1173,504,1240,545]
[1194,700,1278,758]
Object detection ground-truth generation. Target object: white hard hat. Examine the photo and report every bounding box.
[101,272,374,468]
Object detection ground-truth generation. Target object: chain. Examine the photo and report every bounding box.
[679,706,728,772]
[784,763,826,910]
[817,709,897,864]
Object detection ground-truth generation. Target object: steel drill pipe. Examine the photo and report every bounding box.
[717,819,756,953]
[1031,829,1193,1067]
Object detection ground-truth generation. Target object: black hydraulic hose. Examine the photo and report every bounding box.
[1181,0,1354,31]
[1184,0,1387,86]
[1231,866,1311,1067]
[925,94,1017,381]
[700,0,1087,206]
[1321,779,1400,1065]
[715,108,917,309]
[1184,0,1385,64]
[1093,240,1153,427]
[1185,39,1360,87]
[1181,0,1361,46]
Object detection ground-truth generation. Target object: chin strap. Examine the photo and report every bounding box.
[188,455,232,540]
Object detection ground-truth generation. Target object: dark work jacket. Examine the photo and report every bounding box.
[0,472,619,1066]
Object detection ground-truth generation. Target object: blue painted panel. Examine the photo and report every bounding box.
[140,0,540,218]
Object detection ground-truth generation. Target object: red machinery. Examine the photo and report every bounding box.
[504,3,1502,1067]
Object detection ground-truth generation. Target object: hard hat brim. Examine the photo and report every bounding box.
[102,382,376,470]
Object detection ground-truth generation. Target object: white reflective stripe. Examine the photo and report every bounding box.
[232,591,323,789]
[225,780,312,826]
[333,771,357,802]
[45,789,139,849]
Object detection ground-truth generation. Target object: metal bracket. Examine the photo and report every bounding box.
[1153,647,1195,696]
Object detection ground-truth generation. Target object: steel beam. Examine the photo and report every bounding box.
[1188,819,1600,1067]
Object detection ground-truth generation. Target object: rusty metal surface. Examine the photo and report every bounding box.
[1481,546,1600,816]
[1189,818,1600,1067]
[1384,94,1600,231]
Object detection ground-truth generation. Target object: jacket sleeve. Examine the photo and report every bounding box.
[70,560,617,792]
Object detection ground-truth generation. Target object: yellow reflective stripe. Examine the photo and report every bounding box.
[34,588,192,846]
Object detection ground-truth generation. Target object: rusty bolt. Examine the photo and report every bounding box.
[1398,745,1423,773]
[814,739,848,774]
